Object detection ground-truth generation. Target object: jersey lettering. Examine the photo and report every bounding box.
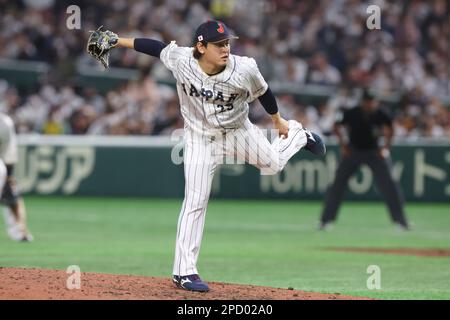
[200,88,214,101]
[214,91,225,102]
[181,83,187,95]
[189,84,200,97]
[227,93,238,103]
[183,83,238,105]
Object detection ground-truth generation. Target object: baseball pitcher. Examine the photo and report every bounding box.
[87,21,326,292]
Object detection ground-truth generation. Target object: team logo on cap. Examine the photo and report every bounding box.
[198,35,203,41]
[217,23,225,33]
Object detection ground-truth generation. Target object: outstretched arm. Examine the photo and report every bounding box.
[116,38,134,49]
[117,37,167,58]
[87,27,167,68]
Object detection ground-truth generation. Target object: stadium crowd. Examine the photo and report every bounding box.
[0,0,449,138]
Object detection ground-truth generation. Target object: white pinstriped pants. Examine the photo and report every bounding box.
[173,119,307,276]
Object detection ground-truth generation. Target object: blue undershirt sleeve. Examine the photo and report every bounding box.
[257,87,279,115]
[134,38,167,58]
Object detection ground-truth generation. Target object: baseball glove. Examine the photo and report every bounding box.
[86,26,119,68]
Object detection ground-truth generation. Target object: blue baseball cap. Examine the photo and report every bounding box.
[194,20,239,44]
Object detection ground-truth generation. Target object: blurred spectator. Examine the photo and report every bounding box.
[152,97,182,135]
[41,105,66,134]
[306,52,342,86]
[69,105,96,135]
[0,0,448,138]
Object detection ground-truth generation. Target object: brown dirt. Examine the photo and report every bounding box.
[327,248,450,257]
[0,267,369,300]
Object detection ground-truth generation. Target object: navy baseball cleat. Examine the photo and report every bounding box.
[303,129,326,156]
[173,274,209,292]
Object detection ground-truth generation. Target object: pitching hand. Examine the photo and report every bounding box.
[271,113,289,138]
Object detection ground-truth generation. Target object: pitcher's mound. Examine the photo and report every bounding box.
[0,267,370,300]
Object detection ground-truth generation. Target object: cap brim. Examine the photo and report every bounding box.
[209,36,239,43]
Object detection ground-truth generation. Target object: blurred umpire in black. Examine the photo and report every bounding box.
[319,89,410,231]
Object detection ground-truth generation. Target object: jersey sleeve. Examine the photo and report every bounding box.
[241,57,269,103]
[159,41,192,72]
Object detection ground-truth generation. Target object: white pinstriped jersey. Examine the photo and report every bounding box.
[160,41,268,136]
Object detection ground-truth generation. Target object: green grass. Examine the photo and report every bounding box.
[1,196,449,299]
